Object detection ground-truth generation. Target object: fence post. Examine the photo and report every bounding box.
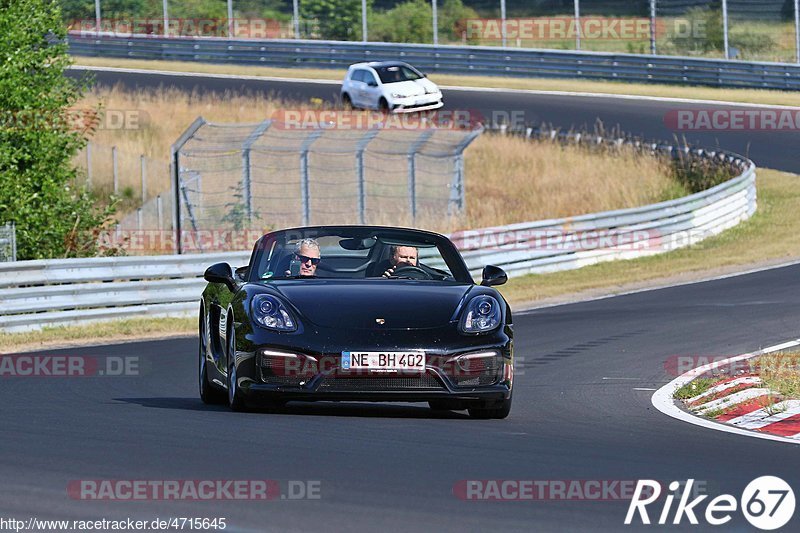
[137,208,142,230]
[157,194,163,230]
[407,130,435,226]
[112,146,118,195]
[362,0,368,41]
[722,0,729,59]
[170,117,207,254]
[293,0,300,38]
[574,0,581,51]
[140,155,147,202]
[650,0,657,55]
[241,120,272,226]
[795,0,799,63]
[95,0,101,33]
[162,0,168,37]
[449,127,484,216]
[355,128,380,225]
[432,0,438,46]
[227,0,233,37]
[500,0,506,48]
[299,131,323,226]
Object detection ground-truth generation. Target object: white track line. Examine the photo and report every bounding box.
[69,65,800,110]
[726,400,800,430]
[687,376,762,405]
[651,339,800,445]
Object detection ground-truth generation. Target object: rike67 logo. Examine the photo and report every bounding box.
[625,477,795,530]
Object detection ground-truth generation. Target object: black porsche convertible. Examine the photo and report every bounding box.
[198,226,513,418]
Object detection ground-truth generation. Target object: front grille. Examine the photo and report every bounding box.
[438,353,503,387]
[318,373,444,391]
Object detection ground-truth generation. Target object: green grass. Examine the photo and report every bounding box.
[674,377,719,400]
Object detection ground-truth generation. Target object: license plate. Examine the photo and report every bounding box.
[341,351,425,372]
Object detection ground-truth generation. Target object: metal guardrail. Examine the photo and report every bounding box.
[0,141,755,333]
[67,33,800,91]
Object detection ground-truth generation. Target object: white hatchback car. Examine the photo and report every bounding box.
[341,61,444,113]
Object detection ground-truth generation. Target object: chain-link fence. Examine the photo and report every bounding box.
[0,223,16,262]
[65,1,800,63]
[172,117,482,253]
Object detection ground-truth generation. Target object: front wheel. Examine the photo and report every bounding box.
[226,331,247,412]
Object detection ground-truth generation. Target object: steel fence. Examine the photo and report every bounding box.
[171,117,483,254]
[64,1,800,63]
[67,33,800,90]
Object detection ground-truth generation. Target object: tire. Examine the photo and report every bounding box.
[378,97,390,113]
[199,309,225,404]
[226,327,247,412]
[468,396,512,420]
[342,93,353,109]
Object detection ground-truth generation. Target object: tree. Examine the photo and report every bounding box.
[0,0,112,259]
[301,0,368,41]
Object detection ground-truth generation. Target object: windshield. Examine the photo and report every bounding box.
[249,227,472,283]
[375,64,424,84]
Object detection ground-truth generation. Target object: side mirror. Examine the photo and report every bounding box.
[204,262,237,292]
[480,265,507,287]
[367,80,378,87]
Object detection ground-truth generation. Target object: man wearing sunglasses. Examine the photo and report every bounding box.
[286,238,321,277]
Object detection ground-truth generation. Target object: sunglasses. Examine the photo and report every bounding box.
[295,253,320,265]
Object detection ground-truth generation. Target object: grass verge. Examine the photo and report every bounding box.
[755,352,800,400]
[73,56,800,107]
[0,317,194,354]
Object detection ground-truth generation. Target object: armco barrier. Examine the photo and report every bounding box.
[67,33,800,91]
[0,143,755,333]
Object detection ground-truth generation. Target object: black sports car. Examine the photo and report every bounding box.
[198,226,513,418]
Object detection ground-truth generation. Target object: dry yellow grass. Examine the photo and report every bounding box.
[76,86,676,232]
[464,134,673,226]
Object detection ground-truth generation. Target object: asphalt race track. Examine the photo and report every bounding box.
[1,69,796,531]
[68,67,800,173]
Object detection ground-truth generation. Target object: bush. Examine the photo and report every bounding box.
[0,0,113,259]
[369,0,432,43]
[301,0,367,40]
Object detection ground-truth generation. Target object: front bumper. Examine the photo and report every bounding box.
[392,95,444,113]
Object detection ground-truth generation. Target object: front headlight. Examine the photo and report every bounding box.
[251,294,296,332]
[391,93,411,99]
[459,295,502,334]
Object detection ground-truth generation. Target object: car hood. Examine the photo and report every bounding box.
[386,79,439,97]
[269,280,471,330]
